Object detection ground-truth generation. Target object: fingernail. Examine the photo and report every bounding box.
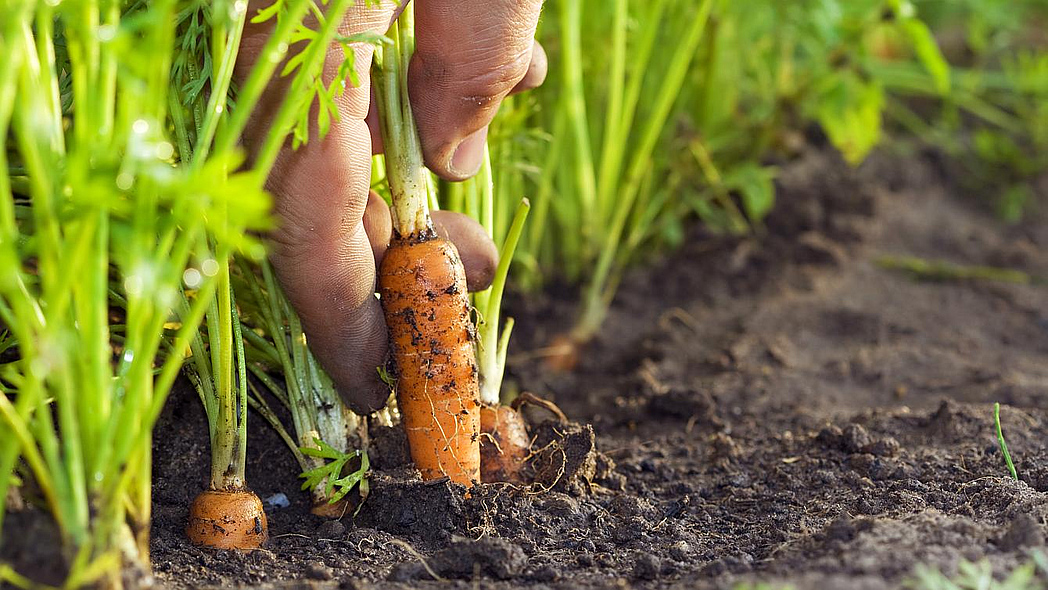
[449,127,488,179]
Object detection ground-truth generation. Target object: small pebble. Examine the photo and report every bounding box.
[668,540,689,561]
[263,492,290,509]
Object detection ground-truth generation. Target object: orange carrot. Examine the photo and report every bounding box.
[379,234,481,485]
[186,489,268,550]
[479,403,529,483]
[373,9,483,485]
[544,332,583,372]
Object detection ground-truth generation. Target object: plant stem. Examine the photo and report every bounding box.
[994,403,1018,481]
[577,0,714,340]
[477,198,530,405]
[251,0,357,180]
[191,2,247,166]
[560,0,597,227]
[373,8,433,238]
[211,0,313,159]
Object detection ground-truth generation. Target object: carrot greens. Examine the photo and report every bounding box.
[238,258,369,513]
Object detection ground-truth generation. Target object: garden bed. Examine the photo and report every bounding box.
[145,146,1048,589]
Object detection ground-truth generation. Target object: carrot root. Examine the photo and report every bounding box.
[186,489,268,551]
[479,403,530,484]
[544,333,582,372]
[310,497,350,519]
[379,234,481,486]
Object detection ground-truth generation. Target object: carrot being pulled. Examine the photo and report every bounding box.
[373,7,480,486]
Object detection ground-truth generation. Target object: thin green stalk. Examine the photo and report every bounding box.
[231,293,249,481]
[477,199,530,406]
[595,0,628,215]
[241,325,282,365]
[0,10,28,542]
[524,103,568,282]
[477,145,494,238]
[209,255,240,489]
[248,363,291,409]
[994,403,1019,481]
[247,381,309,471]
[560,0,597,229]
[0,394,61,533]
[191,3,247,165]
[259,261,312,438]
[153,277,221,427]
[251,0,357,181]
[211,0,312,157]
[578,0,713,339]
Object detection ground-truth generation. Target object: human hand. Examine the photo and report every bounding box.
[236,1,547,413]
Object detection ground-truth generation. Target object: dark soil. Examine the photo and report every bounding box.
[8,145,1048,589]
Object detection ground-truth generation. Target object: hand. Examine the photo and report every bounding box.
[236,1,547,413]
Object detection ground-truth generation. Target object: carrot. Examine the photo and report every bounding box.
[479,404,529,483]
[373,8,481,486]
[544,332,583,372]
[379,234,481,483]
[480,393,568,483]
[186,489,268,550]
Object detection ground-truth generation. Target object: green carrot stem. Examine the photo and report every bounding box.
[373,6,434,238]
[211,0,314,159]
[994,403,1018,481]
[477,199,530,405]
[248,381,310,472]
[191,3,247,166]
[578,0,713,340]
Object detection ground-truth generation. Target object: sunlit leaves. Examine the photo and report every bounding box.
[723,163,777,223]
[253,0,388,148]
[299,438,369,506]
[814,71,884,165]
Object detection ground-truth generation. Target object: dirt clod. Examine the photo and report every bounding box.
[632,552,661,580]
[530,421,599,495]
[305,562,333,580]
[315,520,346,540]
[997,514,1045,551]
[389,537,527,581]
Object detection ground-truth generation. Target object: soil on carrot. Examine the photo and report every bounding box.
[7,144,1046,589]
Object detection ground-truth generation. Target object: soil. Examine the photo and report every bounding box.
[6,145,1048,589]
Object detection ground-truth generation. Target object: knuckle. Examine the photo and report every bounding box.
[454,46,533,104]
[416,39,533,108]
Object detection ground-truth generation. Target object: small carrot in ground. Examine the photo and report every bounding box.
[183,262,268,550]
[187,489,268,550]
[481,393,568,483]
[373,7,480,486]
[479,404,529,484]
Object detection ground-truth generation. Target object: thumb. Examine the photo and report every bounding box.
[409,0,546,181]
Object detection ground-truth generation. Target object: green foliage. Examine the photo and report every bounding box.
[0,1,269,585]
[300,438,370,507]
[250,0,362,148]
[882,0,1048,219]
[506,0,718,338]
[237,257,363,505]
[485,0,1043,342]
[907,557,1044,590]
[0,0,374,585]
